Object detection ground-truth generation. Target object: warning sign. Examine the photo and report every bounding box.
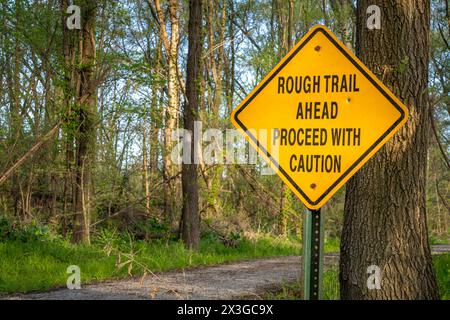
[231,25,408,210]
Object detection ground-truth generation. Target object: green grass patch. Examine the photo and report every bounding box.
[429,235,450,245]
[324,238,340,253]
[262,266,339,300]
[264,254,450,300]
[0,235,300,294]
[434,254,450,299]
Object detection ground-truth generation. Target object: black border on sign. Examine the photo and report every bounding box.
[233,26,406,207]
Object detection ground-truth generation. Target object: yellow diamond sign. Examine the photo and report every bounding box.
[231,25,408,210]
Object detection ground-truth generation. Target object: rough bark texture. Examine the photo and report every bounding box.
[73,1,97,244]
[181,0,202,250]
[340,0,439,299]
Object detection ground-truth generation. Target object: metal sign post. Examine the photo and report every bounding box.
[303,208,324,300]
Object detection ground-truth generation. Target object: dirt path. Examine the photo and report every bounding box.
[5,256,336,300]
[4,245,449,300]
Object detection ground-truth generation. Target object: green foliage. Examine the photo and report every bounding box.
[132,218,171,238]
[0,215,56,243]
[228,231,243,243]
[0,216,14,241]
[93,228,129,253]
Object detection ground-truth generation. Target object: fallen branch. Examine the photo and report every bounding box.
[0,68,109,187]
[0,120,62,186]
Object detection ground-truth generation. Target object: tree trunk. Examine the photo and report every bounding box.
[330,0,354,49]
[60,0,76,237]
[180,0,202,250]
[225,0,235,115]
[72,1,97,244]
[154,0,180,223]
[287,0,294,50]
[278,0,294,236]
[142,124,151,216]
[340,0,439,299]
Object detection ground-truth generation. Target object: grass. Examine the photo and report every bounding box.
[0,235,301,294]
[324,237,340,253]
[264,254,450,300]
[435,254,450,299]
[263,267,340,300]
[430,235,450,245]
[1,232,447,299]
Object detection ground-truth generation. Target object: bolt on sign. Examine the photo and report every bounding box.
[231,25,408,210]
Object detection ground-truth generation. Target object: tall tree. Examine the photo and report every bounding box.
[142,123,151,216]
[152,0,181,222]
[340,0,439,299]
[279,0,295,235]
[72,1,98,244]
[180,0,202,250]
[60,0,76,236]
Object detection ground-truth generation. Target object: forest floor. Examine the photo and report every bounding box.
[4,245,449,300]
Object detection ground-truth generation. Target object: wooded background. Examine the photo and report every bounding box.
[0,0,447,256]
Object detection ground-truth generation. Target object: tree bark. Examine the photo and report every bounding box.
[60,0,76,237]
[154,0,180,222]
[340,0,439,299]
[180,0,202,250]
[72,1,97,244]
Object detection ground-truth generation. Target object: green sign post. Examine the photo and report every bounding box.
[302,209,324,300]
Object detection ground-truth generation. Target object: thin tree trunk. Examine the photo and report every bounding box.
[225,0,235,114]
[287,0,294,50]
[150,40,162,180]
[278,0,294,236]
[340,0,439,299]
[142,124,151,216]
[154,0,180,223]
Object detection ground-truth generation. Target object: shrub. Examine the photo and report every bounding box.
[0,215,55,242]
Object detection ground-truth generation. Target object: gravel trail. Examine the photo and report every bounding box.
[4,244,448,300]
